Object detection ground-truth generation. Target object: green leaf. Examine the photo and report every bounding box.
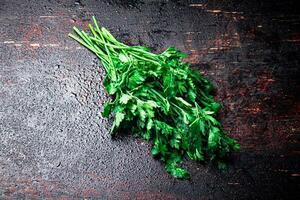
[110,111,125,134]
[174,131,182,139]
[138,108,147,122]
[128,71,145,88]
[162,47,187,59]
[146,119,153,130]
[180,110,190,124]
[173,167,189,179]
[106,82,118,95]
[205,110,215,115]
[195,148,204,161]
[155,120,173,136]
[188,89,197,102]
[187,151,195,160]
[170,138,180,149]
[119,93,132,104]
[129,104,137,114]
[145,100,158,108]
[175,97,192,107]
[143,131,151,140]
[151,146,159,156]
[205,115,220,126]
[115,112,125,127]
[190,118,205,136]
[199,120,205,134]
[177,81,187,95]
[102,102,111,118]
[204,80,214,93]
[119,53,129,63]
[208,127,220,150]
[226,136,240,151]
[210,102,221,112]
[166,162,190,179]
[163,72,175,96]
[232,142,240,151]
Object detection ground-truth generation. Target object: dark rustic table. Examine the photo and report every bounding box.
[0,0,299,199]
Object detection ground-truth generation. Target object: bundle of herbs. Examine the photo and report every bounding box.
[69,17,239,179]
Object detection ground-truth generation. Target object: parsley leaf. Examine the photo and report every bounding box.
[70,17,240,179]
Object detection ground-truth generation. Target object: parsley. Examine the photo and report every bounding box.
[69,17,240,179]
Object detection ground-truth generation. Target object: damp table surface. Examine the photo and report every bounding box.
[0,0,299,199]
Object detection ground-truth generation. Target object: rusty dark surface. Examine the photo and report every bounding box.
[0,0,299,199]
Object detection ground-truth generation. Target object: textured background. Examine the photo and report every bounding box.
[0,0,299,199]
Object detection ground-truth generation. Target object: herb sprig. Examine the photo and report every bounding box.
[69,17,239,179]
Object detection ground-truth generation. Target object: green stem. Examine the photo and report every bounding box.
[129,51,161,66]
[90,37,128,49]
[69,33,98,55]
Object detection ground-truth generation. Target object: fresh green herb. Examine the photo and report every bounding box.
[69,16,240,179]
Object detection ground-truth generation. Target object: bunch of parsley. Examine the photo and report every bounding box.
[69,17,239,179]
